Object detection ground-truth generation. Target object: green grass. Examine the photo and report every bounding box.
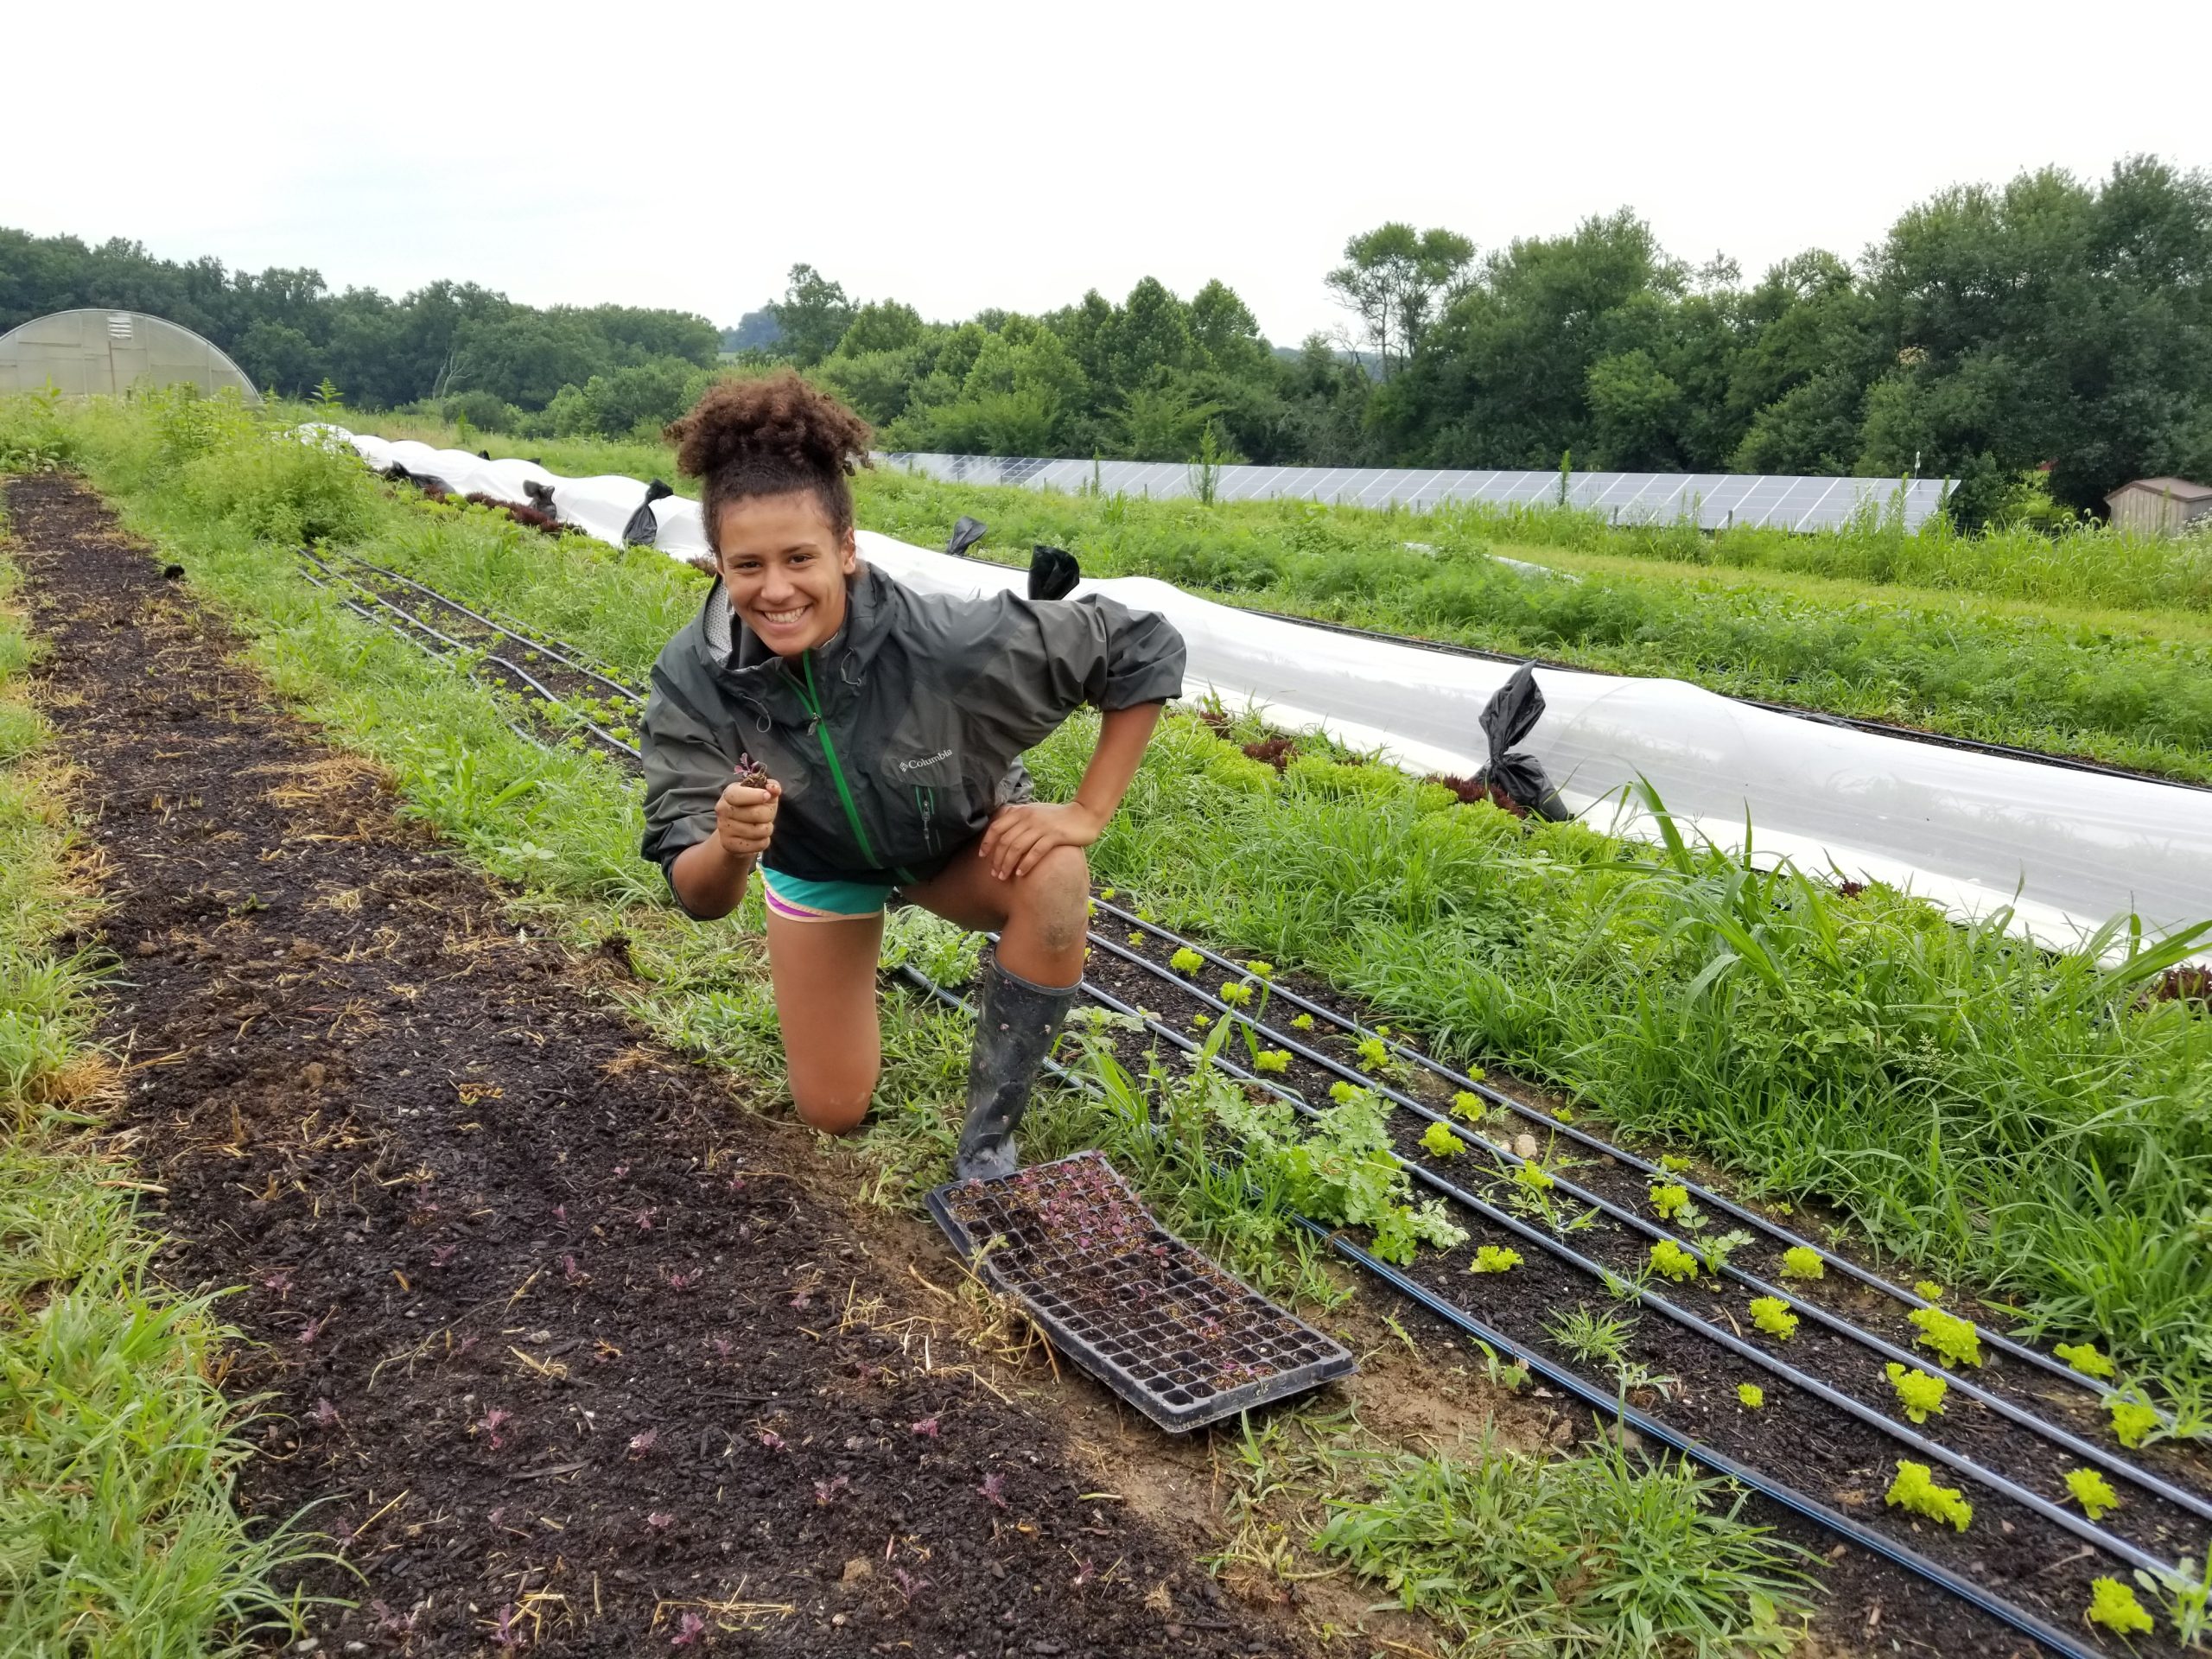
[60,391,2212,1411]
[365,410,2212,784]
[0,495,314,1655]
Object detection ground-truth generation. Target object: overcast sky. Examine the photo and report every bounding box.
[6,0,2203,346]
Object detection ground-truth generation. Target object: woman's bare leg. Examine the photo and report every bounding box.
[764,909,886,1134]
[901,840,1089,987]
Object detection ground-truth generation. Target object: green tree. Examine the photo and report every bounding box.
[1325,223,1476,376]
[767,264,856,366]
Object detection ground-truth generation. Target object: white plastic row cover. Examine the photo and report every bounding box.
[306,425,2211,956]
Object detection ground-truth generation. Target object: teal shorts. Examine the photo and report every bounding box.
[760,865,896,923]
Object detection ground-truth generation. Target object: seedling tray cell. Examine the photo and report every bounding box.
[927,1151,1355,1433]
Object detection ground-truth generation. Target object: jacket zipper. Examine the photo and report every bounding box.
[793,652,887,872]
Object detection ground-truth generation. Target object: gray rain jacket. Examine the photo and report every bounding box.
[639,563,1185,903]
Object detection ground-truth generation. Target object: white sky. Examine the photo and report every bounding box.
[6,0,2203,347]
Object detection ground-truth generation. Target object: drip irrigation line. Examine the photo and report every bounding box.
[1061,969,2175,1577]
[1082,925,2205,1519]
[1090,894,2120,1410]
[323,551,643,701]
[1306,1224,2108,1659]
[299,552,640,761]
[901,962,2110,1656]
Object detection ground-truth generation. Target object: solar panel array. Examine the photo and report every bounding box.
[880,453,1952,533]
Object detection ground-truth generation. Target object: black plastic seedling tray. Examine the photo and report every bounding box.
[927,1151,1356,1433]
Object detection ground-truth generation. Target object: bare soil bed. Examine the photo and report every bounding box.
[6,474,1311,1658]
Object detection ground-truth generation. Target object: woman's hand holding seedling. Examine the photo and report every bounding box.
[715,765,779,860]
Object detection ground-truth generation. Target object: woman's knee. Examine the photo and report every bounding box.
[1011,844,1091,951]
[788,1051,880,1135]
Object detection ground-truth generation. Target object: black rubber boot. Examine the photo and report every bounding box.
[953,953,1077,1181]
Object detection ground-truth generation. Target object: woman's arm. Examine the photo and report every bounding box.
[977,701,1164,880]
[670,774,781,918]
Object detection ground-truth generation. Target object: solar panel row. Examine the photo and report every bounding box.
[880,453,1953,533]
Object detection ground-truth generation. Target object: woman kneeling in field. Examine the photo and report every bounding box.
[639,373,1184,1179]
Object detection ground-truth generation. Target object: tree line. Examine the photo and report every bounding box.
[4,154,2206,521]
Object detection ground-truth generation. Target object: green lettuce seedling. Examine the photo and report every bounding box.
[1885,1363,1948,1424]
[1290,1013,1314,1030]
[1421,1122,1466,1158]
[2087,1578,2154,1637]
[1914,1280,1944,1301]
[1737,1383,1764,1408]
[1243,960,1274,978]
[1513,1161,1554,1193]
[1219,982,1253,1007]
[1908,1306,1983,1368]
[1649,1240,1700,1283]
[2064,1467,2120,1521]
[1649,1183,1690,1218]
[2054,1341,2116,1380]
[1451,1090,1483,1121]
[1192,1013,1211,1027]
[1098,887,1116,899]
[1885,1461,1972,1531]
[1328,1082,1360,1106]
[1468,1245,1522,1274]
[1779,1246,1824,1281]
[1253,1049,1290,1075]
[1658,1154,1691,1173]
[1127,931,1146,945]
[1748,1297,1798,1340]
[1169,946,1205,976]
[1355,1036,1389,1070]
[1552,1107,1573,1123]
[2108,1391,2161,1449]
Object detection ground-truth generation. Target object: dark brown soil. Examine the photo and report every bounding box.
[5,474,1310,1659]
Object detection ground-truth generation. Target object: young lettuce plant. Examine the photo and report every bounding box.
[1649,1183,1691,1219]
[1421,1122,1466,1158]
[1885,1461,1973,1531]
[1648,1240,1700,1284]
[1737,1382,1765,1408]
[1468,1245,1522,1274]
[2087,1578,2155,1637]
[1748,1297,1799,1341]
[1169,946,1205,976]
[2065,1467,2120,1521]
[1908,1306,1983,1368]
[1779,1246,1825,1282]
[2108,1389,2163,1449]
[1884,1363,1948,1424]
[2055,1340,2117,1380]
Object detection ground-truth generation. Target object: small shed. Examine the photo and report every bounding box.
[2104,476,2212,537]
[0,308,260,403]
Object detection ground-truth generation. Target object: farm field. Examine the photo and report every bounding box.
[369,411,2212,787]
[6,391,2212,1657]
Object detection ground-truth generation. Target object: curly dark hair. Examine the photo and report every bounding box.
[665,371,874,554]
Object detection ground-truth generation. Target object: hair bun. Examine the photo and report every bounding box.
[666,370,872,481]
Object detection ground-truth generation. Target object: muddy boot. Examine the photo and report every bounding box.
[954,954,1077,1181]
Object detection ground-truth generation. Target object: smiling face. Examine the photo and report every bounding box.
[715,490,858,658]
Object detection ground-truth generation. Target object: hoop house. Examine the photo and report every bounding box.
[0,308,260,402]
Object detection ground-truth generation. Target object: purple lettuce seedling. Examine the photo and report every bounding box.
[709,1337,734,1360]
[758,1428,786,1451]
[552,1204,569,1227]
[429,1243,459,1268]
[814,1474,850,1506]
[645,1510,675,1532]
[891,1566,932,1604]
[262,1268,294,1299]
[297,1313,329,1346]
[628,1427,658,1459]
[665,1267,702,1292]
[310,1397,342,1429]
[562,1255,589,1286]
[978,1471,1009,1510]
[634,1207,658,1231]
[613,1164,630,1179]
[489,1603,524,1649]
[911,1415,941,1438]
[789,1290,812,1310]
[670,1611,707,1647]
[476,1408,514,1450]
